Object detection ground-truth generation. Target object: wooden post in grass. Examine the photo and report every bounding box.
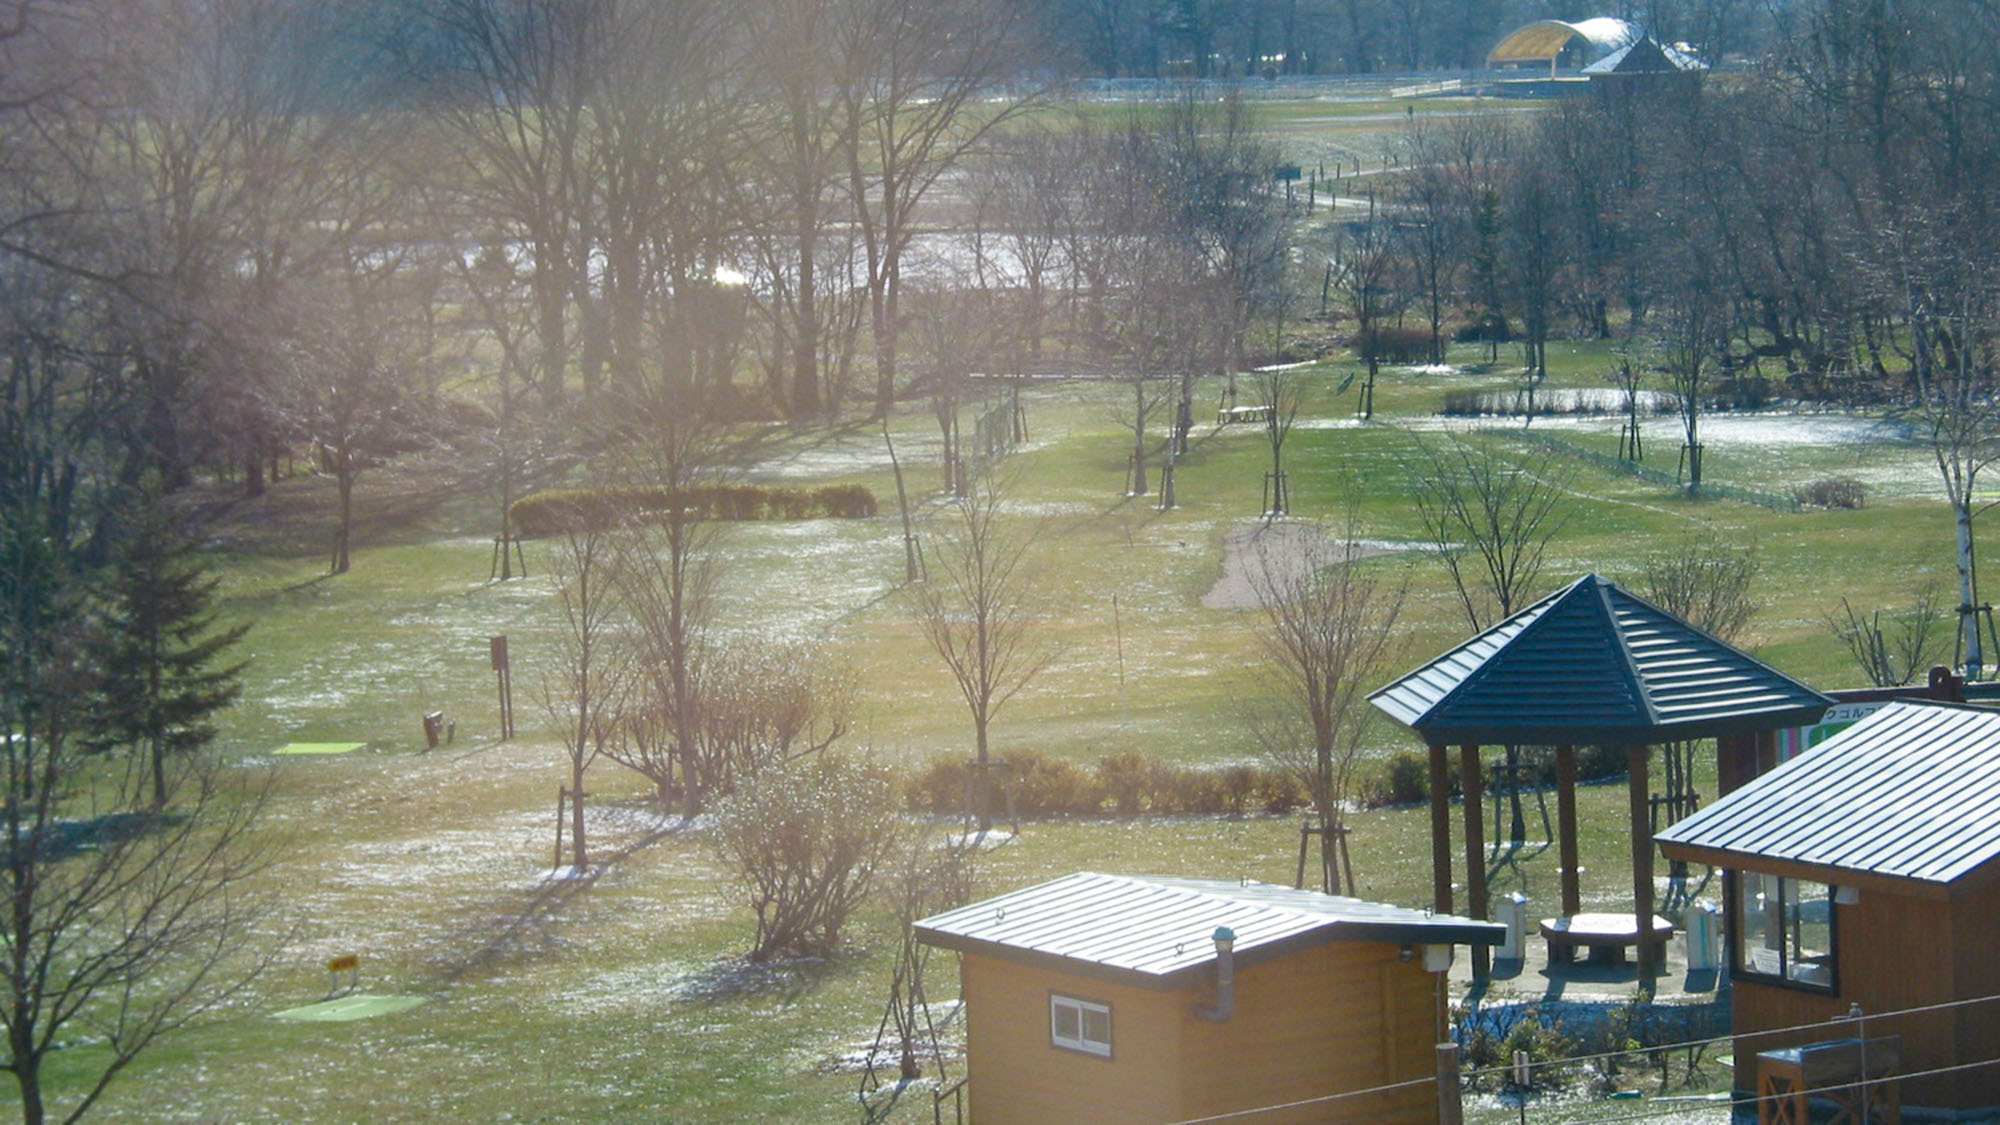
[555,787,567,871]
[490,635,514,740]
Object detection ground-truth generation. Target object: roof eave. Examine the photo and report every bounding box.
[914,918,1509,990]
[1656,840,1957,902]
[1407,702,1835,747]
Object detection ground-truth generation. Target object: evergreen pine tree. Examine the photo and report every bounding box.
[87,496,248,810]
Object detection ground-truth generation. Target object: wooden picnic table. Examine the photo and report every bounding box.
[1539,912,1675,966]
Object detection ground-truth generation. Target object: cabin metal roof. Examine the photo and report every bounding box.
[1658,700,2000,897]
[1368,574,1833,746]
[913,872,1503,990]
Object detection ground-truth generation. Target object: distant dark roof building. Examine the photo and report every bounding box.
[1369,574,1833,747]
[1659,699,2000,897]
[914,872,1502,989]
[1582,35,1707,74]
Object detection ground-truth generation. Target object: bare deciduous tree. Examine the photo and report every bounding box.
[1255,366,1303,517]
[1409,435,1576,633]
[1639,531,1760,644]
[1248,521,1407,896]
[541,524,628,873]
[908,471,1048,830]
[1830,586,1950,688]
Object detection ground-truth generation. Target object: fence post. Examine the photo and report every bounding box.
[1437,1042,1463,1125]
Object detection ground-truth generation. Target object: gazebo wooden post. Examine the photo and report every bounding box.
[1626,744,1658,984]
[1460,744,1489,980]
[1555,744,1581,917]
[1428,744,1453,916]
[1715,732,1751,796]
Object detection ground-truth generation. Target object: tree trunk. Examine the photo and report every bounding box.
[332,459,354,575]
[1958,501,1982,678]
[1130,382,1148,495]
[973,717,991,831]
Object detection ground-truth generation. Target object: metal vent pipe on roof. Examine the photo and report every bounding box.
[1194,927,1237,1023]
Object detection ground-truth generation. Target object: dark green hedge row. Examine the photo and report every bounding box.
[906,751,1308,818]
[899,744,1642,822]
[511,483,877,536]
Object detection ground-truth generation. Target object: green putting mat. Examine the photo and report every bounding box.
[273,994,425,1022]
[272,742,366,756]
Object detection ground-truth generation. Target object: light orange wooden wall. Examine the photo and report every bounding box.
[960,942,1443,1124]
[1735,891,1971,1109]
[1177,940,1439,1124]
[960,955,1186,1125]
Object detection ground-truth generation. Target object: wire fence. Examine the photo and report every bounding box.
[1159,990,2000,1124]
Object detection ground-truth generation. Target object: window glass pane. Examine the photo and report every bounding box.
[1082,1006,1111,1046]
[1053,1002,1079,1041]
[1789,881,1834,986]
[1737,871,1782,975]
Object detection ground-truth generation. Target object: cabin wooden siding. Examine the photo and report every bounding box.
[959,940,1440,1124]
[1177,940,1439,1124]
[1734,886,2000,1111]
[961,954,1185,1124]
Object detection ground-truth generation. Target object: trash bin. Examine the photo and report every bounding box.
[1684,902,1722,971]
[1498,892,1528,961]
[422,711,445,750]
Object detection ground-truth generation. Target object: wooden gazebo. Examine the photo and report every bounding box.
[1369,574,1834,981]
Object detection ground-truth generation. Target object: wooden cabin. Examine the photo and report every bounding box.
[1659,700,2000,1113]
[914,872,1503,1124]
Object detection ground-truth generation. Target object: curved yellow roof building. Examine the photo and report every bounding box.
[1488,17,1641,72]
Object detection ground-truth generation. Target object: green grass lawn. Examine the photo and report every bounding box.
[18,338,1961,1122]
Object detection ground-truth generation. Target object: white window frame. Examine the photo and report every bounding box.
[1049,992,1112,1058]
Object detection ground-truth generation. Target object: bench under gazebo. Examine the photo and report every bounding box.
[1368,574,1834,982]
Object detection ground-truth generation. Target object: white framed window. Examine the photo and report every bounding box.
[1049,993,1112,1058]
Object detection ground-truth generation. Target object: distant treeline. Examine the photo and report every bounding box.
[266,0,1786,100]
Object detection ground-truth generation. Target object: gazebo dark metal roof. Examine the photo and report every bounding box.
[1659,700,2000,898]
[1369,574,1833,746]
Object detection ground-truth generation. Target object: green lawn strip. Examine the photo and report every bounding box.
[272,994,427,1021]
[272,742,367,756]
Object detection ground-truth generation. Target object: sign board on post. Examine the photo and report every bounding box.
[489,635,509,671]
[1779,700,1890,762]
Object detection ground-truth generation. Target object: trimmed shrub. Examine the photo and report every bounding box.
[1096,752,1167,814]
[1356,324,1432,365]
[903,753,1310,819]
[1454,312,1512,343]
[906,756,969,815]
[813,484,878,518]
[1576,744,1627,782]
[1794,477,1865,509]
[1380,751,1431,807]
[1007,750,1101,816]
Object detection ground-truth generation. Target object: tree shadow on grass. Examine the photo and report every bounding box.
[23,811,186,863]
[668,952,842,1005]
[422,805,686,987]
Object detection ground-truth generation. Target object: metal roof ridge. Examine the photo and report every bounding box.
[1592,576,1663,734]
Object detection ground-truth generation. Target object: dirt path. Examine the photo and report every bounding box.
[1201,521,1402,610]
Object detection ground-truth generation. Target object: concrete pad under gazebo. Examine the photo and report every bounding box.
[1368,574,1834,984]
